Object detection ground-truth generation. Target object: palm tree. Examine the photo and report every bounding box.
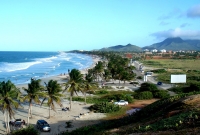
[64,69,83,110]
[0,80,21,134]
[83,74,97,104]
[22,78,44,125]
[102,69,111,82]
[41,80,63,119]
[94,61,104,82]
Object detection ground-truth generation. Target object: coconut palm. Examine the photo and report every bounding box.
[22,78,44,125]
[94,61,104,82]
[83,74,97,104]
[0,80,21,134]
[64,69,83,110]
[41,80,63,119]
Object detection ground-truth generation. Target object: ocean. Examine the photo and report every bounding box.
[0,51,93,85]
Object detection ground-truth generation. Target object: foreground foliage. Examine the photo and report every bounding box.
[11,125,39,135]
[134,82,170,99]
[89,102,121,113]
[59,92,200,135]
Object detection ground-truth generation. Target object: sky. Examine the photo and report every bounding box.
[0,0,200,51]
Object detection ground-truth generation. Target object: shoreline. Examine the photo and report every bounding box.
[0,55,104,135]
[16,55,101,90]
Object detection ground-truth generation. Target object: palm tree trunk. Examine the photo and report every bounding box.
[49,106,51,119]
[7,112,10,134]
[4,112,8,134]
[70,96,72,110]
[84,92,86,105]
[27,101,31,125]
[30,102,32,118]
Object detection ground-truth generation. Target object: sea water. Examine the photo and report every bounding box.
[0,51,93,85]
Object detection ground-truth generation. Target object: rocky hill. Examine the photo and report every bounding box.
[142,37,200,51]
[99,43,142,52]
[97,37,200,52]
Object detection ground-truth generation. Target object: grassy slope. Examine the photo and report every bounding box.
[61,93,200,135]
[104,94,200,135]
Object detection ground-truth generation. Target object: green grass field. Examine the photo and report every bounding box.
[141,59,200,70]
[141,59,200,84]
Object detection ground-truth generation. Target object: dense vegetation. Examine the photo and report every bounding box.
[11,125,39,135]
[134,82,170,99]
[60,51,200,135]
[2,50,200,135]
[58,91,200,135]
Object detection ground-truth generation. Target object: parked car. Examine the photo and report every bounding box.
[114,100,128,105]
[36,120,51,132]
[157,81,163,85]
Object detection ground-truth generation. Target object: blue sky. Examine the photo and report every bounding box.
[0,0,200,51]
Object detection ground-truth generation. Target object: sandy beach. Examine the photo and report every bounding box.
[0,55,106,135]
[0,100,106,135]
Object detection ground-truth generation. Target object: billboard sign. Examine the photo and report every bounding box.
[171,74,186,83]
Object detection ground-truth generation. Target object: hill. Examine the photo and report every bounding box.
[99,43,142,52]
[63,93,200,135]
[143,37,200,51]
[96,37,200,52]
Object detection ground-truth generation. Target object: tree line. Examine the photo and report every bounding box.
[0,51,137,134]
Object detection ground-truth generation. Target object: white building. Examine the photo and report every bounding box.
[151,49,158,52]
[160,49,166,53]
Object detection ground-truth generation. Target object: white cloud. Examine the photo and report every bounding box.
[151,28,200,39]
[187,4,200,18]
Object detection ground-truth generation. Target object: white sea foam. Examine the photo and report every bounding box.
[0,52,93,84]
[0,61,42,72]
[34,56,57,62]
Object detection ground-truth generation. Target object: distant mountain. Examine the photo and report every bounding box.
[99,44,142,52]
[143,37,200,51]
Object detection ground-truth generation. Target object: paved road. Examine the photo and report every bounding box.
[132,61,176,96]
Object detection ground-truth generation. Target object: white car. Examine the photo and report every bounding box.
[114,100,128,106]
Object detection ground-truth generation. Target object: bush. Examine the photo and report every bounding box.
[151,69,167,73]
[72,97,84,102]
[189,83,200,92]
[11,125,39,135]
[89,102,121,113]
[95,90,109,94]
[168,86,185,94]
[139,83,158,92]
[135,91,153,99]
[102,93,134,103]
[153,90,170,99]
[86,90,95,94]
[124,94,134,103]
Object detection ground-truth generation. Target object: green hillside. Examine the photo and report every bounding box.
[143,37,200,51]
[99,43,142,52]
[61,93,200,135]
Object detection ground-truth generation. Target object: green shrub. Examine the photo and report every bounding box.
[135,91,153,99]
[189,83,200,92]
[86,90,95,94]
[124,94,134,103]
[153,90,170,99]
[151,69,167,73]
[95,90,109,94]
[102,93,134,103]
[168,86,185,93]
[89,102,121,113]
[139,83,158,92]
[72,96,84,102]
[11,125,39,135]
